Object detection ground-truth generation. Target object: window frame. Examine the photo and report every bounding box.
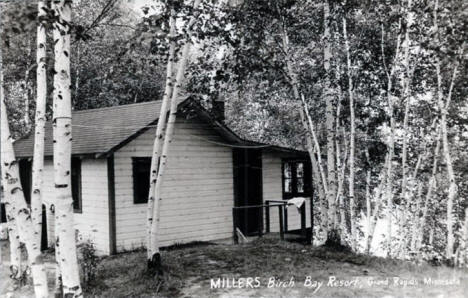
[281,159,311,200]
[132,157,152,204]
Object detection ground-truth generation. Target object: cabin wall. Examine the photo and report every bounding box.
[42,159,110,255]
[114,117,234,252]
[262,151,312,232]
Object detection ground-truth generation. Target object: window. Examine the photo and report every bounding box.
[1,202,6,223]
[282,160,311,200]
[72,157,82,213]
[132,157,151,204]
[19,159,32,204]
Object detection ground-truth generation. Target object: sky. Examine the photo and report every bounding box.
[122,0,158,16]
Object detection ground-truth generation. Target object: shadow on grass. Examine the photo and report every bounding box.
[76,237,467,297]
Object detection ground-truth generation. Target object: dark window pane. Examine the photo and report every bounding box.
[1,203,6,223]
[284,178,292,193]
[297,177,304,193]
[296,162,304,178]
[133,157,151,204]
[284,163,291,178]
[72,158,82,212]
[19,160,32,204]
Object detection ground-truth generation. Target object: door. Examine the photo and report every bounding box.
[233,148,263,236]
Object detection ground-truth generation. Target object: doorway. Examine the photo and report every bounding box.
[233,148,263,236]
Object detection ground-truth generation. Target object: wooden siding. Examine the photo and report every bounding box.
[113,117,234,252]
[262,151,312,232]
[42,159,110,254]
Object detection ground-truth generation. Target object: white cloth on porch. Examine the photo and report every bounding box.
[286,197,306,210]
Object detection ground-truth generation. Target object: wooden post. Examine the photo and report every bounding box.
[301,204,306,241]
[284,205,288,233]
[310,175,315,245]
[258,206,263,237]
[279,205,284,240]
[265,201,270,233]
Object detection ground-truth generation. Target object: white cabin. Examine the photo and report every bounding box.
[11,99,313,254]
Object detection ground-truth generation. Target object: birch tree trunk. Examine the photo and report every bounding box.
[148,0,201,273]
[300,100,328,236]
[1,60,49,298]
[416,127,441,256]
[5,203,22,280]
[437,62,458,261]
[30,0,48,249]
[323,0,338,237]
[146,10,176,261]
[23,38,33,130]
[381,19,402,257]
[52,0,82,295]
[398,0,416,258]
[343,16,356,250]
[461,206,468,267]
[364,166,371,254]
[432,0,463,263]
[366,153,390,254]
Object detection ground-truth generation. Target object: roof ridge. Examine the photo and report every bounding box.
[73,100,161,114]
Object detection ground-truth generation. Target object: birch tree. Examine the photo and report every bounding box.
[52,0,82,295]
[1,27,49,298]
[432,0,464,262]
[146,6,176,262]
[381,16,402,257]
[148,0,201,274]
[323,0,338,239]
[342,12,355,250]
[30,0,48,249]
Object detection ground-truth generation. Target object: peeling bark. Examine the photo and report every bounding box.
[324,0,337,236]
[1,48,49,298]
[343,15,356,249]
[381,18,402,257]
[416,127,441,256]
[148,0,202,274]
[52,0,82,295]
[30,0,48,249]
[146,9,176,261]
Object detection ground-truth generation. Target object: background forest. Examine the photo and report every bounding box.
[1,0,468,281]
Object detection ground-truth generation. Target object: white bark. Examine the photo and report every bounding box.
[23,39,33,130]
[381,19,402,257]
[146,10,176,260]
[149,0,201,263]
[1,67,49,298]
[324,0,337,234]
[366,153,390,254]
[6,204,22,279]
[30,0,48,249]
[433,0,463,262]
[410,183,423,253]
[400,0,412,206]
[52,0,82,295]
[461,206,468,267]
[343,16,356,249]
[437,62,458,261]
[416,127,441,255]
[364,167,371,254]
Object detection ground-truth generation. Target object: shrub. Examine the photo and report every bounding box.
[78,239,100,288]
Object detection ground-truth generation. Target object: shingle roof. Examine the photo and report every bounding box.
[14,100,163,158]
[13,98,306,158]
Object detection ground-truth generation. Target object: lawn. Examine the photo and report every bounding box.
[1,237,467,297]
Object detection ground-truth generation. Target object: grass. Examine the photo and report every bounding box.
[1,237,468,297]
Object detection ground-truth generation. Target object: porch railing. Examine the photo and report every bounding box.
[232,199,311,244]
